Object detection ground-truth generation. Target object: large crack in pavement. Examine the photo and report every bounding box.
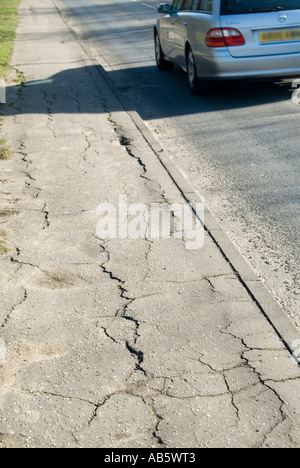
[99,240,145,373]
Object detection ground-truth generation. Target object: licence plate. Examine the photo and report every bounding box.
[259,29,300,43]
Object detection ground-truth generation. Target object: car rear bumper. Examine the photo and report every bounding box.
[195,50,300,80]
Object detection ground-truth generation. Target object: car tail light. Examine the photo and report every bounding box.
[206,28,245,47]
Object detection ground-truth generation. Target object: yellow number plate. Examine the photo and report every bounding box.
[259,29,300,43]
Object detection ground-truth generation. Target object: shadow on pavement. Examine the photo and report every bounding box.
[1,63,295,120]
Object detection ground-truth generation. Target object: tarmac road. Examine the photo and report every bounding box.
[54,0,300,327]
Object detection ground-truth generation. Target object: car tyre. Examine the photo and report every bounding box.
[187,47,211,95]
[155,31,173,71]
[186,47,202,95]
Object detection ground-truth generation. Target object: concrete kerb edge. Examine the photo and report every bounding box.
[52,0,300,358]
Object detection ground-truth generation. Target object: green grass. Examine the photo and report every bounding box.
[0,1,19,255]
[0,1,20,158]
[0,0,21,79]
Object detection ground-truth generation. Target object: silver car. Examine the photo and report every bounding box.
[154,0,300,93]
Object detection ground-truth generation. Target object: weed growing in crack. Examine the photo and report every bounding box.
[0,229,8,255]
[0,138,12,160]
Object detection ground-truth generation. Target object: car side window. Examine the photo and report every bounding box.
[191,0,213,11]
[182,0,194,10]
[172,0,213,12]
[172,0,185,11]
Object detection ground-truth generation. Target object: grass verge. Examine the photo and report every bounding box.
[0,0,21,157]
[0,0,21,79]
[0,1,21,254]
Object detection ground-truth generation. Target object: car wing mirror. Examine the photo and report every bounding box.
[157,4,179,14]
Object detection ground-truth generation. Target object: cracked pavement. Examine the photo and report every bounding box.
[0,0,300,448]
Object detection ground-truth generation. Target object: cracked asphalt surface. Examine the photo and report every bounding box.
[1,0,300,448]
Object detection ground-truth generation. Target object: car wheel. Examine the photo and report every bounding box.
[155,32,173,71]
[186,47,201,95]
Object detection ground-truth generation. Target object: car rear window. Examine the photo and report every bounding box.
[221,0,300,15]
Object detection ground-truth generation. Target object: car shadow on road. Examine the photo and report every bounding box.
[1,63,296,121]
